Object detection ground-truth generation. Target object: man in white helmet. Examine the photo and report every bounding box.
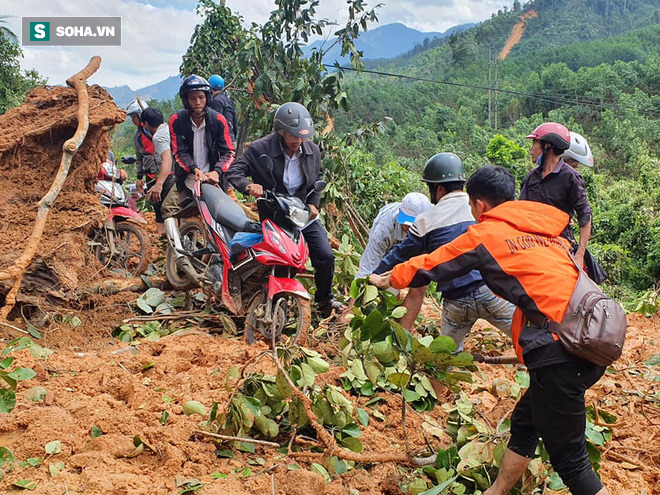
[125,99,156,198]
[562,132,607,283]
[355,192,432,279]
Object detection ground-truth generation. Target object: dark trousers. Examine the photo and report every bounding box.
[302,220,335,303]
[508,357,606,495]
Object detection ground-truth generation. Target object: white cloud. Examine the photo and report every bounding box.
[6,0,199,88]
[8,0,515,89]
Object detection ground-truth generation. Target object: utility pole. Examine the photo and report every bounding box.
[494,58,499,130]
[488,47,492,127]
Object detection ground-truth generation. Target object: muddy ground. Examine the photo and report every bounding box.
[0,297,658,495]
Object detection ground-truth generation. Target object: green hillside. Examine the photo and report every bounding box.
[332,0,660,300]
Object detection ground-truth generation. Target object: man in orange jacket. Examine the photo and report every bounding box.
[370,165,608,495]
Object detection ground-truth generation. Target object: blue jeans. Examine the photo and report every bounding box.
[441,285,514,351]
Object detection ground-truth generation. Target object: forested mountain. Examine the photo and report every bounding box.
[333,0,660,297]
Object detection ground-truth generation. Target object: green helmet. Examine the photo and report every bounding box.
[421,153,465,183]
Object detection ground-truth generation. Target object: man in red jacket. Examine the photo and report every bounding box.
[371,166,609,495]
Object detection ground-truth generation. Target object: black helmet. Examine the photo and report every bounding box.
[273,102,314,138]
[421,153,465,183]
[179,75,211,110]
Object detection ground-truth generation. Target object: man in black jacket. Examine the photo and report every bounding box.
[161,75,235,268]
[225,102,343,317]
[209,74,238,145]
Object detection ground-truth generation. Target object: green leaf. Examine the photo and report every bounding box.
[342,423,361,438]
[44,440,62,454]
[182,401,206,416]
[0,389,16,413]
[391,306,407,319]
[49,461,65,477]
[419,476,458,495]
[306,356,330,373]
[276,370,293,399]
[363,284,378,304]
[350,360,368,381]
[8,367,36,381]
[340,436,363,453]
[91,426,103,438]
[26,324,41,339]
[142,287,166,307]
[136,298,153,314]
[210,472,227,479]
[387,372,411,389]
[310,463,331,483]
[0,357,13,370]
[429,336,457,354]
[403,388,421,402]
[360,309,384,341]
[12,479,37,490]
[514,371,530,389]
[357,408,369,426]
[364,360,382,385]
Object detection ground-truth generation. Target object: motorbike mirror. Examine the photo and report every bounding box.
[121,155,136,165]
[257,154,276,190]
[313,180,326,192]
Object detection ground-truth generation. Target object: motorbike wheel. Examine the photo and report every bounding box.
[245,291,311,347]
[94,222,150,276]
[165,218,207,291]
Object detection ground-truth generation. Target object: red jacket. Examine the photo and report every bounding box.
[391,200,579,363]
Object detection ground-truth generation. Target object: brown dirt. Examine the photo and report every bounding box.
[0,304,657,494]
[499,10,539,60]
[0,84,125,314]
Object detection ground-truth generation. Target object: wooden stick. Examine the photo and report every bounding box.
[0,320,30,335]
[194,430,280,448]
[0,56,101,319]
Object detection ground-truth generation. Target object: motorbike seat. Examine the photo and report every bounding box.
[201,183,252,233]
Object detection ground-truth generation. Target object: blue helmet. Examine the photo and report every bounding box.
[209,74,225,90]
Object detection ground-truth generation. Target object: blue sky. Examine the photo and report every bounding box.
[6,0,515,89]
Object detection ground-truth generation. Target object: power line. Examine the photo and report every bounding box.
[326,64,620,110]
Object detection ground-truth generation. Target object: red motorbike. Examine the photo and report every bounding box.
[165,155,323,345]
[92,156,150,276]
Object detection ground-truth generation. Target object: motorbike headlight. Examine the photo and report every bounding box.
[289,205,310,228]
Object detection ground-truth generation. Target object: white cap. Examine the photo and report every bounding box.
[397,192,432,226]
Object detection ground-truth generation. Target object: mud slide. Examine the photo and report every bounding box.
[0,85,125,314]
[499,9,539,60]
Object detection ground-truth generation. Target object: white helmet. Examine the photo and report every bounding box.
[125,99,148,117]
[397,192,432,226]
[563,131,594,167]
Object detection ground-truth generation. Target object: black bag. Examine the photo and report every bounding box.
[583,248,608,284]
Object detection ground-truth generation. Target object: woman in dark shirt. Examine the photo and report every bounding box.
[520,122,592,271]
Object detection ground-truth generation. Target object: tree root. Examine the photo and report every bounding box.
[0,56,102,320]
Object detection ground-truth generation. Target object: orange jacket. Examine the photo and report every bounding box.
[391,200,579,362]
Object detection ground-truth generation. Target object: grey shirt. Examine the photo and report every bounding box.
[152,124,170,168]
[355,202,405,279]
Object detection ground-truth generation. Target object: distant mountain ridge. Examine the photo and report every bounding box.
[104,75,182,108]
[304,22,473,64]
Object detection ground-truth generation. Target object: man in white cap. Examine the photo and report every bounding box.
[355,192,432,279]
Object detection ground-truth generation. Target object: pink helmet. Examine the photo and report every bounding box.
[526,122,570,151]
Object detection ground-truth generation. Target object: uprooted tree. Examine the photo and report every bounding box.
[0,57,126,320]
